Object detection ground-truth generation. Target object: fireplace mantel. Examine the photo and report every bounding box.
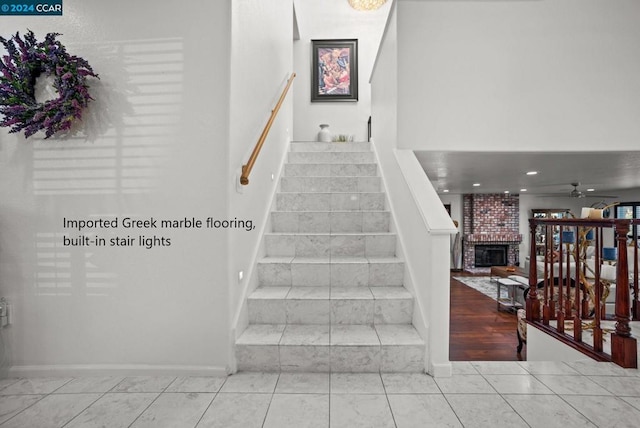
[464,233,522,244]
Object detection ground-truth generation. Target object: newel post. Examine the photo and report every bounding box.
[612,220,637,368]
[527,219,540,322]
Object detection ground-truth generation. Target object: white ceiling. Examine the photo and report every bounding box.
[415,151,640,198]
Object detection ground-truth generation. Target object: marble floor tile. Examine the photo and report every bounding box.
[445,394,527,428]
[588,375,640,396]
[381,373,440,394]
[64,393,157,428]
[0,394,44,424]
[330,394,395,428]
[111,376,176,393]
[0,393,101,428]
[0,379,20,392]
[0,377,72,395]
[330,373,385,394]
[534,374,613,395]
[483,374,554,394]
[434,375,496,394]
[518,361,581,375]
[165,376,226,393]
[130,392,215,428]
[263,394,329,428]
[471,361,529,375]
[375,325,423,345]
[388,394,462,428]
[55,376,124,393]
[620,396,640,411]
[219,372,279,393]
[196,393,271,428]
[564,360,630,376]
[561,395,640,428]
[503,394,596,428]
[450,361,479,375]
[275,373,330,394]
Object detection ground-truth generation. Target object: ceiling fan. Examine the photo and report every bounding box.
[566,182,618,199]
[537,183,618,199]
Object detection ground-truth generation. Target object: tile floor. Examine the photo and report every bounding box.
[0,361,639,427]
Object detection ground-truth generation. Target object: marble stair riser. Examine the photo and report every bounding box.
[264,234,396,258]
[284,163,378,177]
[271,211,391,234]
[236,345,424,373]
[280,176,381,193]
[290,142,371,152]
[257,259,405,287]
[276,193,385,211]
[247,295,413,325]
[236,324,425,373]
[288,151,375,164]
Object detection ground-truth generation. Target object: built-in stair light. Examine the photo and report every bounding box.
[348,0,388,11]
[526,171,538,175]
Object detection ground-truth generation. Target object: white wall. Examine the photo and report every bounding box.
[0,0,232,375]
[371,2,456,376]
[228,0,294,363]
[397,0,640,151]
[292,0,391,142]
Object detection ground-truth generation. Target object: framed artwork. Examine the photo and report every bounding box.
[311,39,358,102]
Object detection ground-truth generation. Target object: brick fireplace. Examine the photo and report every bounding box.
[463,194,522,271]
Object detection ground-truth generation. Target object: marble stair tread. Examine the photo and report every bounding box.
[247,286,412,301]
[247,286,413,325]
[257,255,405,287]
[275,192,386,212]
[283,163,378,177]
[280,176,381,193]
[288,152,375,164]
[289,141,372,152]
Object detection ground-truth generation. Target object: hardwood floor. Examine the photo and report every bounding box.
[449,273,526,361]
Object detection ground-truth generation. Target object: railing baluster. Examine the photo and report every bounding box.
[527,217,637,368]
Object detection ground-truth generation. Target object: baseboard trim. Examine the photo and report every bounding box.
[7,364,229,378]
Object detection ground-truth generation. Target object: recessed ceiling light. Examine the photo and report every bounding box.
[520,188,527,192]
[443,189,449,193]
[526,171,538,175]
[504,191,510,194]
[587,188,595,192]
[473,183,481,187]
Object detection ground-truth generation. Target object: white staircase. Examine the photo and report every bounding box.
[235,141,425,373]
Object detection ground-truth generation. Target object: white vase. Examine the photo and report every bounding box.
[317,124,332,142]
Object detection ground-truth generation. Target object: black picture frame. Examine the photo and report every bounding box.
[311,39,358,102]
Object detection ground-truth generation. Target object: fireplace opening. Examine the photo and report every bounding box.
[474,245,508,267]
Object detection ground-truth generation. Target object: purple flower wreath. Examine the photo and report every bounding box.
[0,30,99,139]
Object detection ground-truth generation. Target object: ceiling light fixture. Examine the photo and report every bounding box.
[504,191,510,194]
[587,188,595,192]
[520,189,527,192]
[473,183,481,187]
[443,189,449,193]
[348,0,388,11]
[526,171,538,176]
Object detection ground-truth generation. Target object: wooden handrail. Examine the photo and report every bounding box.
[240,72,296,186]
